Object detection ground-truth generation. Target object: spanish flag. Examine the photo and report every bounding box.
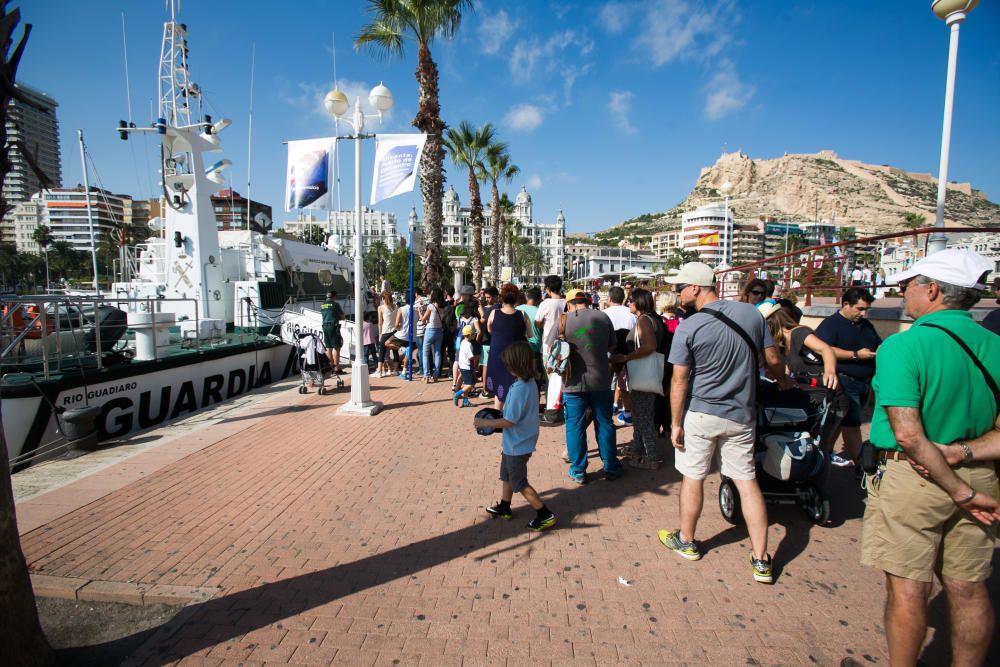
[698,232,720,246]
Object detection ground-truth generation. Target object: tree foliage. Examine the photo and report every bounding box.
[363,239,391,288]
[355,0,474,290]
[299,224,326,246]
[444,120,495,288]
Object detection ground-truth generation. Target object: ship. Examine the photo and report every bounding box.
[1,4,364,469]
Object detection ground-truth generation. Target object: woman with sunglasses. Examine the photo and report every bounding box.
[739,278,770,306]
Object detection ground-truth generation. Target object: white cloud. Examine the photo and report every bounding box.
[630,0,735,67]
[561,63,592,105]
[279,78,393,124]
[608,90,636,134]
[704,60,755,120]
[509,30,594,84]
[504,104,544,132]
[526,175,543,190]
[599,2,632,34]
[478,9,516,55]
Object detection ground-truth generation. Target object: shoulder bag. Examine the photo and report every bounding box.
[921,323,1000,429]
[626,314,665,395]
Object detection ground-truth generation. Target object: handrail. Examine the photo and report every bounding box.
[0,295,221,380]
[714,226,1000,304]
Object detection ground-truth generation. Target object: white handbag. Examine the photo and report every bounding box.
[626,315,665,395]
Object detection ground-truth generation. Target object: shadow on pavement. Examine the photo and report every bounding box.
[105,464,675,665]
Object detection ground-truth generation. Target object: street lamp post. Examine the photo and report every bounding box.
[928,0,978,255]
[324,82,394,417]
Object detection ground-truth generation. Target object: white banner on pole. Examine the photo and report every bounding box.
[370,133,427,205]
[285,138,336,212]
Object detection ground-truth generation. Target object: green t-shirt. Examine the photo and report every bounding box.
[517,304,541,352]
[321,299,343,326]
[869,309,1000,451]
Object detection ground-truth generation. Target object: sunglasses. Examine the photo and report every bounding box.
[897,278,912,292]
[673,283,689,294]
[750,290,766,297]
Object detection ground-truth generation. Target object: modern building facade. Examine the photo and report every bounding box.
[30,186,125,253]
[211,189,272,231]
[281,208,404,252]
[650,226,681,259]
[681,202,734,265]
[2,83,61,224]
[9,199,45,253]
[442,185,565,281]
[565,243,658,284]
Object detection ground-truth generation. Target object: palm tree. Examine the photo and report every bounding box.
[355,0,474,291]
[363,239,391,287]
[478,142,518,282]
[0,2,55,663]
[497,193,517,268]
[444,121,496,288]
[32,224,53,290]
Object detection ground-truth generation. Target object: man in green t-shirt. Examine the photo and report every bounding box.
[861,249,1000,667]
[320,290,345,373]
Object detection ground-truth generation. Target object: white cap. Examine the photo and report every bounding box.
[887,248,992,290]
[665,262,716,287]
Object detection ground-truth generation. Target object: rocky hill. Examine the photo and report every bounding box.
[597,150,1000,241]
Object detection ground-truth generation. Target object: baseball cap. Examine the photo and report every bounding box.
[758,302,782,319]
[887,248,992,290]
[461,325,475,336]
[474,407,505,436]
[459,285,476,296]
[666,262,716,286]
[565,288,591,302]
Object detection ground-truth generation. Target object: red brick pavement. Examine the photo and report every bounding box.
[15,373,995,666]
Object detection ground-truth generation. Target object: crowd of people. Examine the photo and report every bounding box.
[358,249,998,664]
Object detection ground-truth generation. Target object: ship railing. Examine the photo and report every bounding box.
[0,294,211,381]
[713,226,1000,305]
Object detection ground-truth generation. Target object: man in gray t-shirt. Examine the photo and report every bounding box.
[657,263,789,585]
[560,289,623,484]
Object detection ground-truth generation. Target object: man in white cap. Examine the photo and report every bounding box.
[658,262,790,584]
[861,248,1000,666]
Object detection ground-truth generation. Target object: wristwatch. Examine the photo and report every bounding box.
[852,350,859,361]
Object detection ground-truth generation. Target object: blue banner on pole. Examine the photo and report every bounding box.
[370,134,427,205]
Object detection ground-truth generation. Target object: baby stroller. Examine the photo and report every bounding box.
[719,378,837,525]
[297,332,336,395]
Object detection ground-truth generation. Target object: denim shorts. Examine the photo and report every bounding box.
[499,452,531,492]
[460,368,476,385]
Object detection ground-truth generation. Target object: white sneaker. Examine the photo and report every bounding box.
[829,453,854,468]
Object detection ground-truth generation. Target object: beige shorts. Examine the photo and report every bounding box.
[675,411,756,481]
[861,459,999,583]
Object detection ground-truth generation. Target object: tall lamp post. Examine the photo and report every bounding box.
[324,82,394,417]
[928,0,978,255]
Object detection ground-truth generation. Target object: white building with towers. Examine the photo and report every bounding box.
[441,185,564,281]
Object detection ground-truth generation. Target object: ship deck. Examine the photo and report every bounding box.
[12,367,1000,666]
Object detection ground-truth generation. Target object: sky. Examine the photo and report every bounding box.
[16,0,1000,237]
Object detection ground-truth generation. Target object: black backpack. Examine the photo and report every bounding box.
[441,303,457,333]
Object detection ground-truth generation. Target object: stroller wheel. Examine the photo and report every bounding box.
[805,485,831,525]
[718,478,743,525]
[298,386,308,394]
[318,387,327,396]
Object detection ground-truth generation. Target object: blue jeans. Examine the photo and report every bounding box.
[564,390,621,477]
[422,328,443,378]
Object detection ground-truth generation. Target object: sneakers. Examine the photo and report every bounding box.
[453,390,463,406]
[485,502,513,520]
[461,398,471,408]
[750,553,774,584]
[604,468,625,481]
[568,471,587,485]
[829,453,854,468]
[616,411,633,426]
[657,529,703,561]
[527,512,557,532]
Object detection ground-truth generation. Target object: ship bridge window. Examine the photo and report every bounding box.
[318,269,333,286]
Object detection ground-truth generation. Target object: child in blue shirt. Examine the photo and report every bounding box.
[473,340,556,531]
